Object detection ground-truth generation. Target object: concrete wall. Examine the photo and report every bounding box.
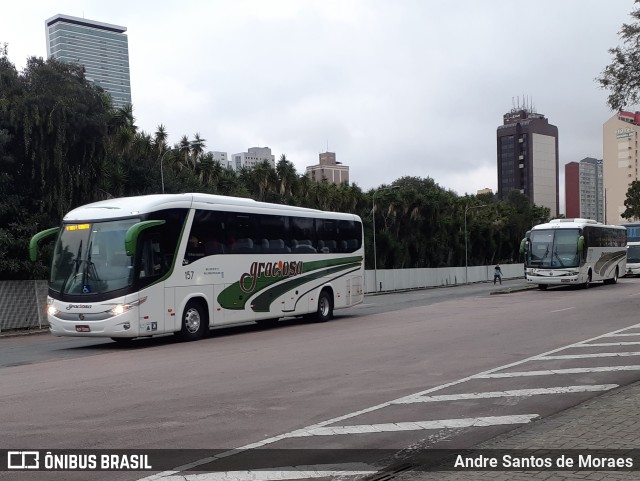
[364,264,524,293]
[0,265,524,330]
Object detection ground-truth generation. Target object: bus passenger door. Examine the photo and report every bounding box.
[164,287,176,333]
[137,288,165,335]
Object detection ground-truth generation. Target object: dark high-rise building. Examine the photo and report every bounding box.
[45,14,131,109]
[497,107,559,216]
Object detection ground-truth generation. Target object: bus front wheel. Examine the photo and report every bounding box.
[179,300,208,341]
[582,271,592,289]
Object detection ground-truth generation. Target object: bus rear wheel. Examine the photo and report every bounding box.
[604,267,619,285]
[314,290,334,322]
[179,300,208,341]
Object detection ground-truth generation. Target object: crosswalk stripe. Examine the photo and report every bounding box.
[476,365,640,378]
[393,385,617,403]
[285,415,539,437]
[537,352,640,360]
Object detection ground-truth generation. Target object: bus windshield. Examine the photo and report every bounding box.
[527,228,580,268]
[628,244,640,264]
[50,219,139,295]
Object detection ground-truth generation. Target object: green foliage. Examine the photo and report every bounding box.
[623,180,640,220]
[0,52,551,279]
[597,1,640,110]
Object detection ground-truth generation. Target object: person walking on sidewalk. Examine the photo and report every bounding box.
[493,264,503,285]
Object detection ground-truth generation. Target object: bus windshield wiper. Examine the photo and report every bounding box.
[60,240,83,294]
[85,241,100,282]
[539,246,550,265]
[553,246,565,267]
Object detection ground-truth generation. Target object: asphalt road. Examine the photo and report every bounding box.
[2,278,640,480]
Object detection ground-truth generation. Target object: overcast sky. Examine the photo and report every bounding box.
[1,1,637,210]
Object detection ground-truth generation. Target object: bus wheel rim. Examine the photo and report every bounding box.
[320,297,330,316]
[185,308,201,333]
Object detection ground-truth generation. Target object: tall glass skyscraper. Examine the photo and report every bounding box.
[45,14,131,109]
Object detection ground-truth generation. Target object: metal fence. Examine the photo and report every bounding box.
[0,280,49,332]
[0,265,524,331]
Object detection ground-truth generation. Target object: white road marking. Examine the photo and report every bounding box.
[550,307,576,313]
[575,341,640,347]
[537,352,640,360]
[476,365,640,378]
[153,464,375,481]
[602,332,640,337]
[284,415,538,437]
[139,321,640,481]
[393,385,617,403]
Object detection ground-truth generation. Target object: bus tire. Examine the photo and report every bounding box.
[582,270,592,289]
[537,284,547,290]
[179,300,208,341]
[314,290,334,322]
[604,267,619,285]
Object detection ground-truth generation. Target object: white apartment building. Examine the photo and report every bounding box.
[210,151,228,165]
[230,147,275,171]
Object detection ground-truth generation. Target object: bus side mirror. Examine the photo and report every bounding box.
[577,235,585,252]
[519,238,529,254]
[124,220,166,257]
[29,227,60,261]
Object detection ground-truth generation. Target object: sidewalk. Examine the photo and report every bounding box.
[394,380,640,480]
[395,279,640,481]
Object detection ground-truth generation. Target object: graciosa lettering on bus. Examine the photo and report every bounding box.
[239,260,304,292]
[29,193,365,342]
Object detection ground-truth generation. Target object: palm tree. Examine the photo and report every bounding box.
[178,135,191,170]
[190,133,206,167]
[276,154,298,199]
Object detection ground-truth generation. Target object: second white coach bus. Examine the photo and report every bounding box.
[29,193,365,342]
[622,223,640,276]
[520,218,626,289]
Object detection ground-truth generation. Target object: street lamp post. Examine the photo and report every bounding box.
[464,204,487,284]
[159,148,177,194]
[372,186,399,292]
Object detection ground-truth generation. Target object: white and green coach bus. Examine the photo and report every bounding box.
[29,193,364,342]
[520,218,627,290]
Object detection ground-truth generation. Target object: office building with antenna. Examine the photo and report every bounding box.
[306,151,350,185]
[496,97,559,217]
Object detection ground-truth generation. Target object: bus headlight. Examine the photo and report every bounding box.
[47,305,59,316]
[108,297,147,317]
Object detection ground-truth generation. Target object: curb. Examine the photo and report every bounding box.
[0,328,49,338]
[490,284,538,295]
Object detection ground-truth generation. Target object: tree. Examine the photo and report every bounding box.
[597,1,640,110]
[623,180,640,220]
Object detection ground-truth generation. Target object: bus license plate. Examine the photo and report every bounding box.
[75,325,91,332]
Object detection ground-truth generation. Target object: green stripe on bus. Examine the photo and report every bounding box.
[251,263,361,312]
[217,256,362,310]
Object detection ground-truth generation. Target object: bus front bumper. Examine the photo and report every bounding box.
[47,309,139,338]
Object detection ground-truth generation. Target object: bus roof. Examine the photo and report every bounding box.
[531,218,626,231]
[62,193,361,222]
